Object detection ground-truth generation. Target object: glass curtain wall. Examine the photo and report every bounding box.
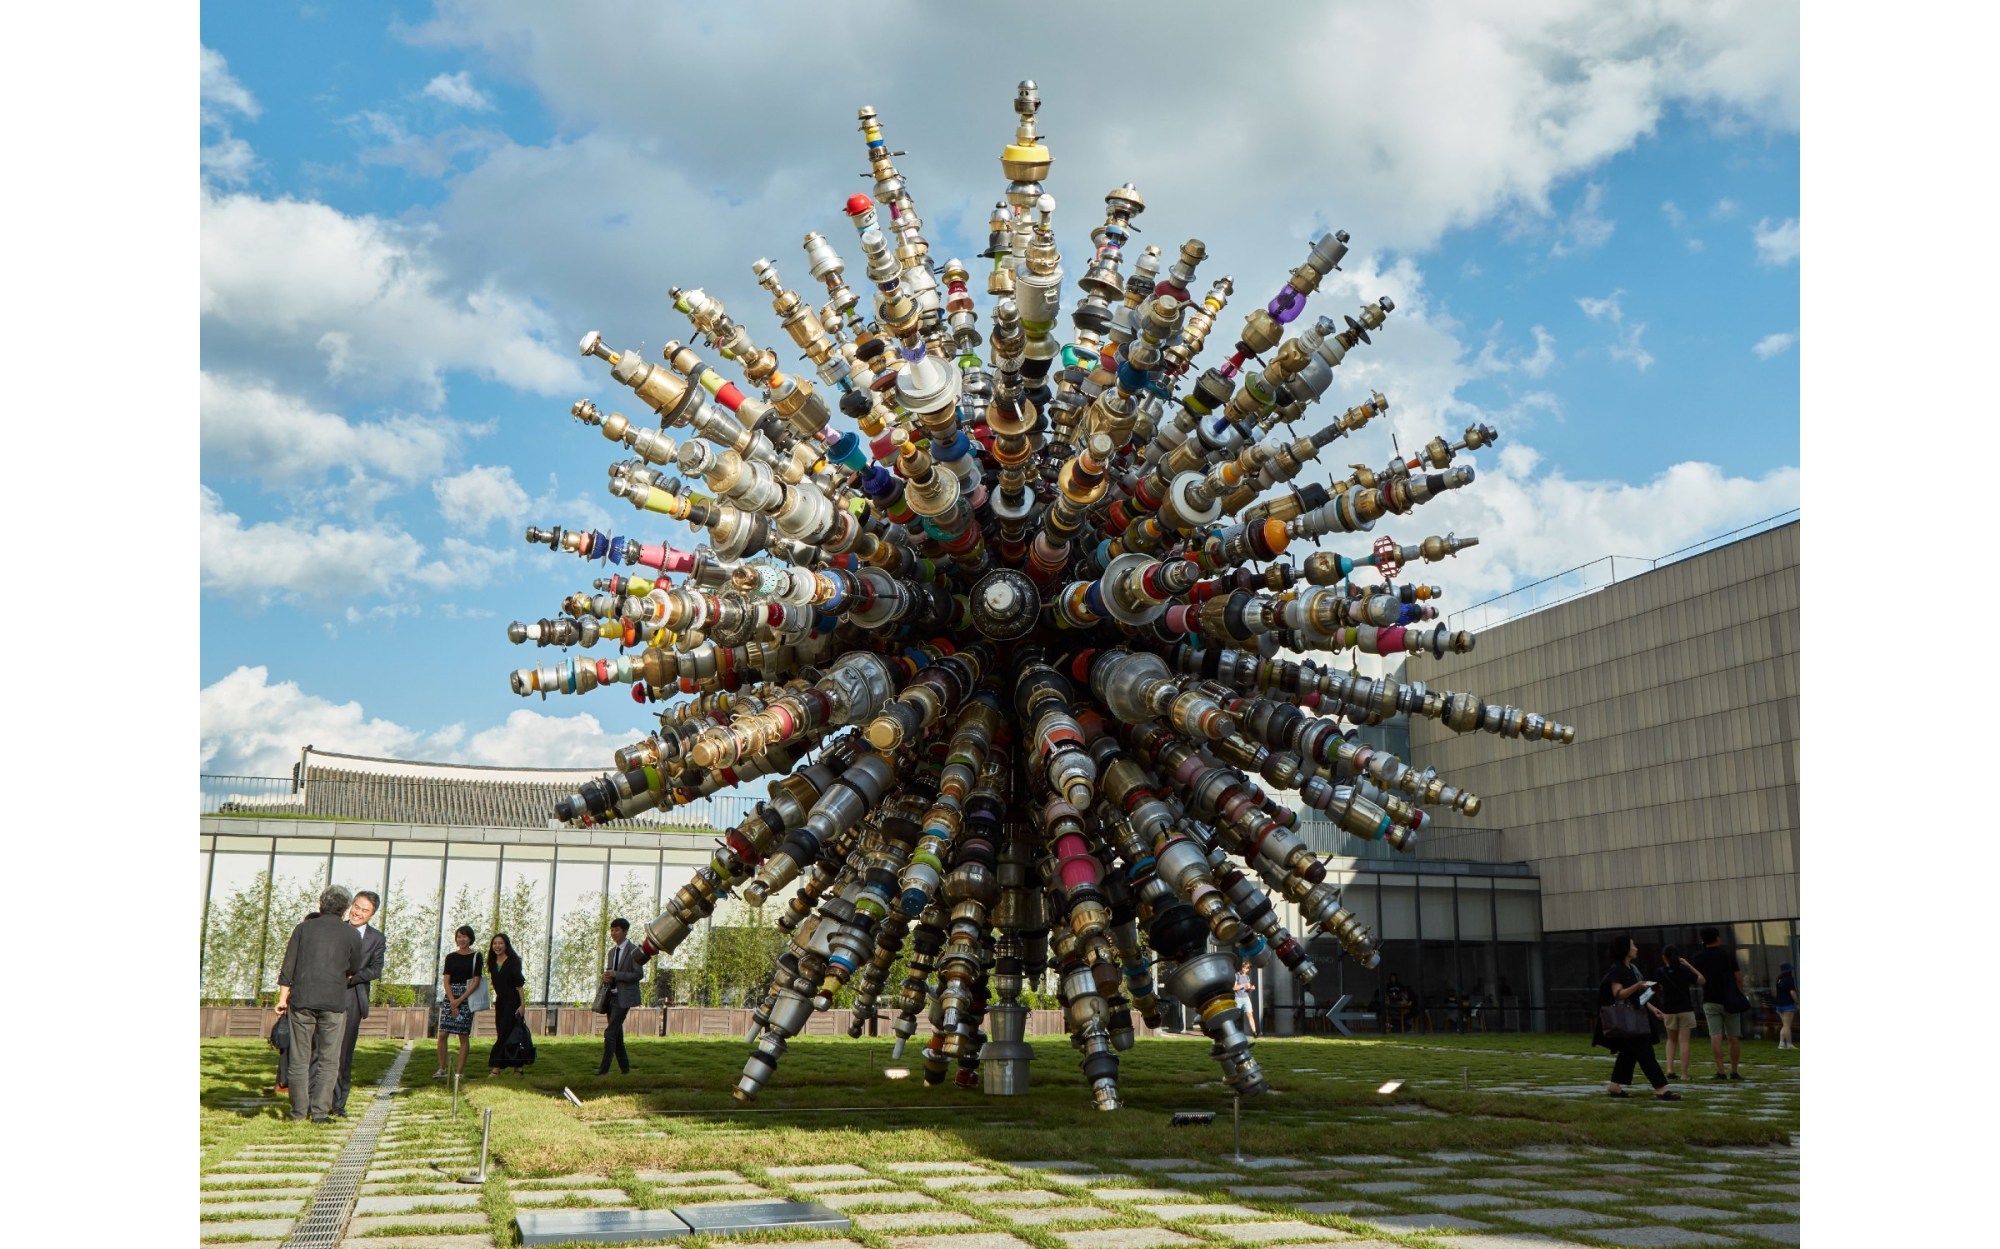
[495,847,554,1005]
[382,844,444,1004]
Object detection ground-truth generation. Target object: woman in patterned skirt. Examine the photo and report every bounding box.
[434,925,483,1079]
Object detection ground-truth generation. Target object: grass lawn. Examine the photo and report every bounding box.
[388,1032,1795,1175]
[201,1033,1799,1249]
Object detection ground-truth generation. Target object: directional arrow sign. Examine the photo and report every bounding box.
[1322,993,1377,1038]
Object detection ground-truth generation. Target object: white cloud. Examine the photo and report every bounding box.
[1752,331,1797,359]
[201,46,261,184]
[347,108,502,178]
[1574,289,1653,371]
[200,45,260,120]
[461,708,631,768]
[1711,197,1740,219]
[201,371,460,485]
[1550,181,1614,256]
[200,188,585,406]
[435,465,532,533]
[201,665,631,774]
[201,486,514,607]
[1471,324,1556,380]
[1753,215,1799,266]
[1660,200,1685,229]
[423,70,494,111]
[1421,455,1801,609]
[400,1,1797,340]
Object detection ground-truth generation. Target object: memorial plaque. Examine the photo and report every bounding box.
[516,1207,692,1246]
[673,1199,852,1235]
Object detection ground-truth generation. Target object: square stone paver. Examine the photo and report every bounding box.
[1282,1170,1360,1182]
[1397,1167,1458,1178]
[771,1164,874,1179]
[1226,1185,1311,1199]
[1017,1162,1100,1173]
[1093,1188,1194,1203]
[197,1219,294,1239]
[648,1183,767,1199]
[1137,1203,1267,1221]
[920,1174,1015,1190]
[1054,1230,1203,1249]
[1629,1206,1733,1222]
[1461,1178,1543,1191]
[510,1188,633,1206]
[344,1212,490,1235]
[965,1189,1066,1207]
[991,1205,1124,1226]
[1447,1238,1584,1249]
[1719,1225,1799,1245]
[1358,1213,1493,1233]
[1588,1230,1739,1248]
[354,1192,484,1214]
[198,1200,303,1216]
[1228,1157,1306,1170]
[1165,1171,1240,1184]
[1412,1193,1527,1210]
[884,1234,1034,1249]
[1196,1221,1353,1243]
[201,1172,322,1185]
[1323,1155,1400,1166]
[854,1212,982,1232]
[1428,1152,1501,1163]
[820,1189,939,1209]
[1295,1203,1389,1217]
[335,1236,493,1248]
[1344,1181,1422,1196]
[633,1169,745,1184]
[796,1179,899,1193]
[1124,1159,1205,1171]
[886,1162,989,1175]
[1746,1201,1800,1217]
[1535,1189,1623,1204]
[1497,1207,1630,1229]
[507,1173,616,1187]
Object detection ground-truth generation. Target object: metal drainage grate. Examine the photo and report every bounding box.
[280,1041,415,1249]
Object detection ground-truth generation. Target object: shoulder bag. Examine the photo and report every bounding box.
[1599,998,1651,1041]
[466,954,491,1012]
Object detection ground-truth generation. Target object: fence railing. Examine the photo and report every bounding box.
[1448,509,1798,635]
[201,773,756,833]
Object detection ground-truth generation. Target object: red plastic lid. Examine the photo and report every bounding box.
[845,194,875,216]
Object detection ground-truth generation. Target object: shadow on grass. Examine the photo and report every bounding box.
[320,1035,1793,1176]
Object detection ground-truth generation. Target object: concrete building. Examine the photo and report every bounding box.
[1401,519,1800,1028]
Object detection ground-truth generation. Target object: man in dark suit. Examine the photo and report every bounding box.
[331,889,386,1117]
[597,918,643,1075]
[276,886,364,1122]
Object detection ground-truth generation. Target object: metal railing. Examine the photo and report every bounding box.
[1448,509,1798,635]
[201,773,756,832]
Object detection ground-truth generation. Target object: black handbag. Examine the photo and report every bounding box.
[1599,999,1651,1041]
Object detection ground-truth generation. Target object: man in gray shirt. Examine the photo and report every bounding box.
[277,886,364,1122]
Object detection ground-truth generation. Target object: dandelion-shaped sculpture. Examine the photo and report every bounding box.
[502,82,1574,1108]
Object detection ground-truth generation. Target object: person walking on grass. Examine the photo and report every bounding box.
[1693,926,1749,1080]
[275,887,363,1123]
[596,918,642,1076]
[1657,944,1706,1081]
[1775,962,1799,1049]
[1233,960,1258,1036]
[1593,935,1681,1101]
[434,925,483,1080]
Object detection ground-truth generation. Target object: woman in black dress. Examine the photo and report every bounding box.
[1593,934,1681,1100]
[435,925,483,1080]
[485,933,530,1075]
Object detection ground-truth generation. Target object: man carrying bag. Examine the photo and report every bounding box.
[595,918,642,1075]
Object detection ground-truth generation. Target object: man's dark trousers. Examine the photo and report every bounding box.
[287,1007,346,1120]
[600,1004,630,1074]
[332,925,385,1114]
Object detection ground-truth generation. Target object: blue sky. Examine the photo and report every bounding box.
[199,1,1799,776]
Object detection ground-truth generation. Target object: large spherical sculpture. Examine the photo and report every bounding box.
[503,83,1575,1107]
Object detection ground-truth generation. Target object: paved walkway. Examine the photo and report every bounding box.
[479,1146,1796,1247]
